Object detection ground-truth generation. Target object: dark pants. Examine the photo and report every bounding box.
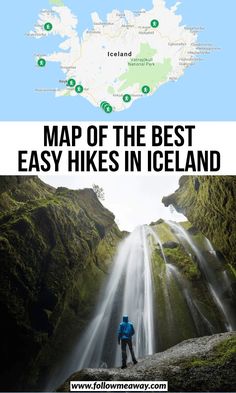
[121,339,136,366]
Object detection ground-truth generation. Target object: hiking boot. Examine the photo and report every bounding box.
[133,360,138,365]
[121,364,127,369]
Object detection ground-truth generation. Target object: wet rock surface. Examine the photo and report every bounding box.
[162,176,236,268]
[0,176,123,391]
[162,241,179,249]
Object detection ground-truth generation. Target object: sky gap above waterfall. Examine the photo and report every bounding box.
[40,175,186,231]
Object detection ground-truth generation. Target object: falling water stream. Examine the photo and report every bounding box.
[148,226,215,342]
[75,227,155,369]
[72,226,155,369]
[46,226,155,390]
[167,221,236,331]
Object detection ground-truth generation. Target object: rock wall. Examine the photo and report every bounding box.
[162,176,236,268]
[148,221,229,351]
[0,176,123,391]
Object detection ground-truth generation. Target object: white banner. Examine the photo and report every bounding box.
[0,122,235,175]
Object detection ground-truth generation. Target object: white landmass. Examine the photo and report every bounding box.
[30,0,199,112]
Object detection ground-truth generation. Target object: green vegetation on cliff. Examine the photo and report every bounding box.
[148,222,228,347]
[0,176,123,391]
[162,176,236,267]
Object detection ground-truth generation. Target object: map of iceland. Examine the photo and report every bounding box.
[30,0,201,113]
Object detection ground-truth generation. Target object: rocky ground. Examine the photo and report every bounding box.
[58,332,236,392]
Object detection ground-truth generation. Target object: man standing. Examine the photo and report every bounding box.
[118,315,137,369]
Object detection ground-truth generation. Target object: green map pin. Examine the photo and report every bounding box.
[104,104,113,113]
[67,78,76,87]
[100,101,112,113]
[101,101,109,109]
[44,22,53,31]
[142,85,151,94]
[75,85,84,94]
[151,19,159,28]
[38,58,46,67]
[123,94,132,103]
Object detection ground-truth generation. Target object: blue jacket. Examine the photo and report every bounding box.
[118,316,135,342]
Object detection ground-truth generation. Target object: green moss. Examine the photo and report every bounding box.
[151,222,176,243]
[0,176,122,390]
[185,337,236,368]
[150,244,198,350]
[229,264,236,278]
[150,222,201,281]
[149,221,226,340]
[164,246,200,281]
[96,225,122,270]
[180,221,192,230]
[163,176,236,267]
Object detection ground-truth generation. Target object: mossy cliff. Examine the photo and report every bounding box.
[147,221,231,351]
[58,332,236,392]
[0,176,123,391]
[162,176,236,267]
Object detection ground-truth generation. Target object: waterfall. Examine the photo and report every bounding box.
[148,226,215,342]
[75,226,155,366]
[167,221,236,331]
[148,227,168,265]
[118,226,155,360]
[205,238,217,256]
[205,238,234,296]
